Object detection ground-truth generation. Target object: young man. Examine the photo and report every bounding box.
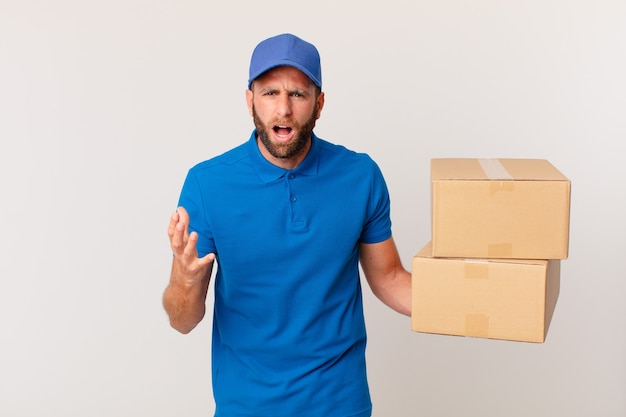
[163,33,411,417]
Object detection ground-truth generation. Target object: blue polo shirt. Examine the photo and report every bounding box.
[178,130,392,417]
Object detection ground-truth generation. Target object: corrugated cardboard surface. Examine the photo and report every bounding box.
[411,243,561,343]
[431,158,571,259]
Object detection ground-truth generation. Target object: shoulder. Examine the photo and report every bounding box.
[316,137,378,169]
[188,142,249,177]
[314,136,388,196]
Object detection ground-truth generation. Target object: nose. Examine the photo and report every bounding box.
[275,93,292,118]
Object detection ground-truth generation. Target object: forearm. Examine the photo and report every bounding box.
[163,263,211,334]
[370,268,412,317]
[360,238,412,317]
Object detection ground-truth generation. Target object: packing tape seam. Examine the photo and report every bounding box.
[479,158,513,180]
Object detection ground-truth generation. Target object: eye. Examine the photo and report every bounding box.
[290,91,307,98]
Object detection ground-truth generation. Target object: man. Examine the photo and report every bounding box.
[163,33,411,417]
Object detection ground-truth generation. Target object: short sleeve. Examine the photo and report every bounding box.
[359,160,392,244]
[177,168,216,257]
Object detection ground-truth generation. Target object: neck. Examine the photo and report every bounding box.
[256,135,312,170]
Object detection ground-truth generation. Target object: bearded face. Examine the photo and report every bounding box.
[252,101,319,161]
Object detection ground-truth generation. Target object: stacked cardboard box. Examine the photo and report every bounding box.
[411,158,571,343]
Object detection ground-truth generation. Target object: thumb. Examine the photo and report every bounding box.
[198,252,216,266]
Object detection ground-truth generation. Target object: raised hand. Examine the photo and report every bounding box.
[164,206,215,333]
[168,206,215,284]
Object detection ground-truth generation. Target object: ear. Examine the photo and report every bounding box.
[315,91,325,120]
[246,89,254,116]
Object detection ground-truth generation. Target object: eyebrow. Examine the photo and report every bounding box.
[258,86,310,96]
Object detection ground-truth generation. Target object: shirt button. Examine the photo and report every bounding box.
[290,196,297,202]
[288,173,295,179]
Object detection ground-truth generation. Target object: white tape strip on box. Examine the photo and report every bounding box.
[478,158,513,180]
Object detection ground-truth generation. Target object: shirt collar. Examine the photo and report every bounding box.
[247,129,320,184]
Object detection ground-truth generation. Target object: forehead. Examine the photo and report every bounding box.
[253,66,315,89]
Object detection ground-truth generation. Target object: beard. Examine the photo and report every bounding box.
[253,103,318,160]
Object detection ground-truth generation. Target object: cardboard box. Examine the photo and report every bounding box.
[431,158,571,259]
[411,243,560,343]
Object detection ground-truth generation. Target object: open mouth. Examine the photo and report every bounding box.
[273,125,293,136]
[272,125,295,143]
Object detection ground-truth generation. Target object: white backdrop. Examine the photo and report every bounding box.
[1,1,624,416]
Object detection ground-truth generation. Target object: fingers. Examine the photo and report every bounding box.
[199,252,216,265]
[169,207,190,257]
[167,210,180,238]
[186,231,215,260]
[185,230,200,258]
[176,206,190,224]
[168,207,190,235]
[168,207,214,264]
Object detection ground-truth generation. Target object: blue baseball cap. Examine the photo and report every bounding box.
[248,33,322,90]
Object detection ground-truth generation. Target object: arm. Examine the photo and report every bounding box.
[359,237,411,317]
[162,207,215,334]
